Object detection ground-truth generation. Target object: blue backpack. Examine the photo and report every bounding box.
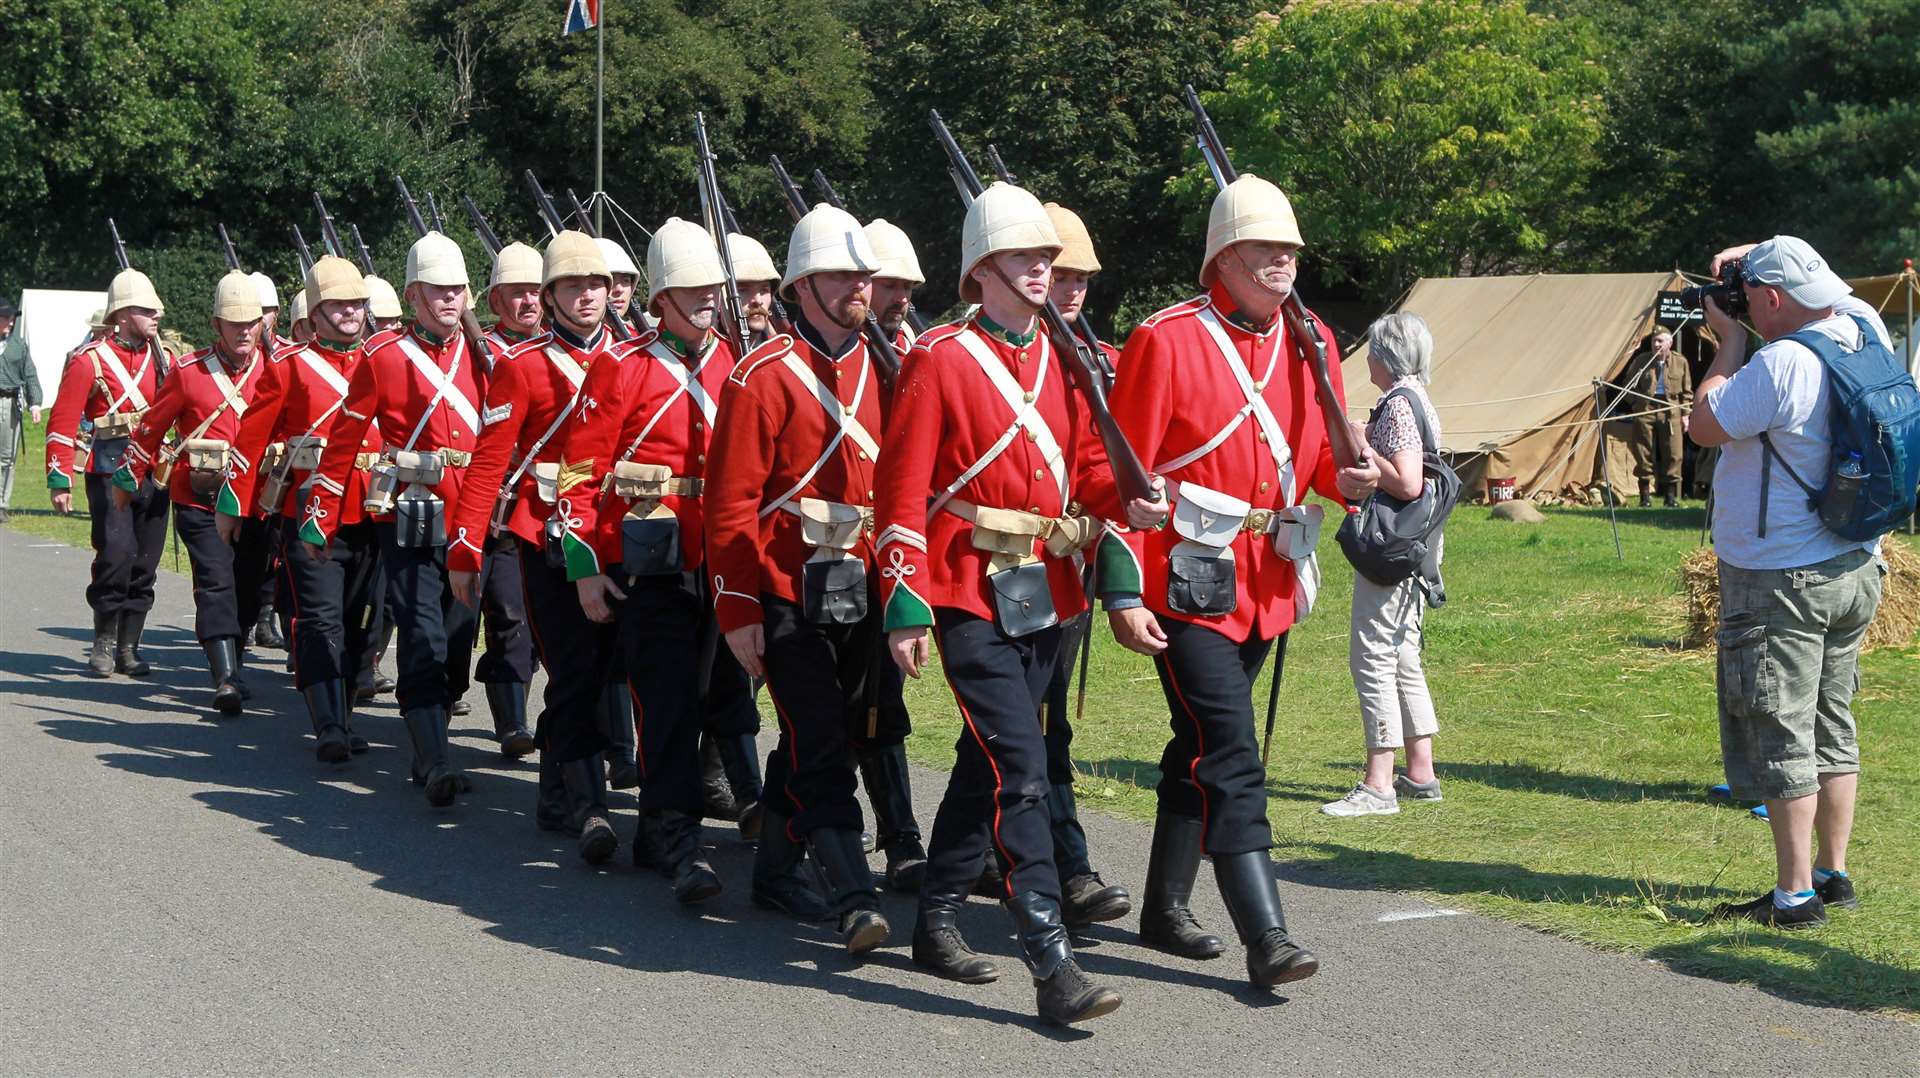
[1759,314,1920,541]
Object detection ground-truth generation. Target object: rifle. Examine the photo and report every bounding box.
[809,168,930,339]
[290,225,315,276]
[523,170,564,240]
[693,113,757,362]
[768,154,901,387]
[425,192,448,234]
[394,174,496,376]
[349,224,378,278]
[703,159,792,341]
[217,224,242,272]
[1181,83,1364,472]
[311,192,347,261]
[562,188,634,340]
[981,144,1116,390]
[461,196,504,258]
[106,217,170,377]
[926,110,1154,506]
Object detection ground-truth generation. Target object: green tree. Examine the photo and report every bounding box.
[1197,0,1610,302]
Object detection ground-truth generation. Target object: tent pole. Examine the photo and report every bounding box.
[1593,380,1623,560]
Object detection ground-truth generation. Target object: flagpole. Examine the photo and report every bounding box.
[594,0,605,233]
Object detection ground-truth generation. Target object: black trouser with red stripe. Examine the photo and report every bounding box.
[1042,610,1091,875]
[612,568,707,814]
[921,609,1064,903]
[235,515,278,636]
[1153,618,1281,856]
[84,469,169,617]
[474,536,534,684]
[172,504,269,642]
[759,594,875,837]
[281,518,382,691]
[516,537,614,763]
[378,522,478,713]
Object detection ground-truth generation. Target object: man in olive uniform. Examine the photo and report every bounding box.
[1625,328,1693,506]
[0,299,46,524]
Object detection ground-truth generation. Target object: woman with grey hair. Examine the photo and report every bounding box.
[1323,311,1445,817]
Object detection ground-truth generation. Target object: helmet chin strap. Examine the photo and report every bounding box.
[805,277,860,330]
[664,294,714,342]
[987,263,1045,311]
[1231,247,1293,300]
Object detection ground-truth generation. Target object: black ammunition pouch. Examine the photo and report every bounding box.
[620,508,682,578]
[987,559,1058,638]
[1166,546,1237,617]
[393,488,447,549]
[802,552,868,626]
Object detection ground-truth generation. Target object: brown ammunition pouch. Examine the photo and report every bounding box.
[182,438,231,499]
[92,409,143,440]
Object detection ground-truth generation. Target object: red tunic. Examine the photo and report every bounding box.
[874,317,1094,630]
[44,336,169,487]
[118,347,264,509]
[553,328,737,580]
[221,340,382,523]
[1077,284,1347,644]
[704,328,885,634]
[302,325,486,544]
[446,328,612,574]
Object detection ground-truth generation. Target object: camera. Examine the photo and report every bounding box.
[1679,257,1749,317]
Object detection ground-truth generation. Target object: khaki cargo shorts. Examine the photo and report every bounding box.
[1716,547,1883,802]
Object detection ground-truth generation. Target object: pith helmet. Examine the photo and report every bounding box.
[864,219,925,285]
[249,271,280,310]
[88,308,109,330]
[405,231,469,289]
[106,268,165,317]
[212,271,264,323]
[490,241,544,291]
[1043,204,1100,275]
[363,276,404,319]
[596,237,640,279]
[726,233,780,284]
[959,182,1060,304]
[304,255,370,304]
[289,289,310,326]
[1200,173,1303,286]
[646,219,726,315]
[543,231,611,289]
[780,204,878,302]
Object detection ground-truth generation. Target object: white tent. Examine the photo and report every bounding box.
[15,289,107,402]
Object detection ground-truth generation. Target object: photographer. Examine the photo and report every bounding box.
[1689,235,1891,928]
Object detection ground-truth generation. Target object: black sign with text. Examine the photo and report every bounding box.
[1656,291,1705,328]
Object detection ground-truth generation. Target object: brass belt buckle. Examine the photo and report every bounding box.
[1244,508,1274,534]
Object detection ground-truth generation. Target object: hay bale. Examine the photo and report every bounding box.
[1681,538,1920,651]
[1491,500,1546,524]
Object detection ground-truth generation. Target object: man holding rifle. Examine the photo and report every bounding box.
[302,232,486,806]
[1079,173,1353,991]
[220,256,383,762]
[725,233,781,349]
[864,219,924,352]
[115,271,269,713]
[705,204,889,952]
[448,231,622,853]
[46,265,174,678]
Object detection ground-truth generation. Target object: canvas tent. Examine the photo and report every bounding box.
[1845,265,1917,375]
[1342,271,1688,500]
[14,288,108,403]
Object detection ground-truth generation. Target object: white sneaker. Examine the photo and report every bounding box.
[1320,783,1400,817]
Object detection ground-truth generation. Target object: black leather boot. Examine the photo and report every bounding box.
[115,611,152,676]
[653,810,722,904]
[253,604,286,649]
[1214,850,1319,988]
[402,707,461,807]
[86,610,117,677]
[601,683,639,790]
[534,752,571,833]
[699,735,741,821]
[203,637,245,715]
[913,889,999,984]
[857,744,927,893]
[1007,890,1121,1025]
[302,679,352,763]
[1048,782,1131,926]
[1139,811,1226,958]
[340,697,370,755]
[1638,482,1653,508]
[807,828,889,955]
[751,810,831,922]
[560,758,617,864]
[485,682,536,759]
[1663,482,1679,508]
[717,734,764,842]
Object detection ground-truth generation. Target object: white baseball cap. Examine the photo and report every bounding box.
[1743,235,1851,309]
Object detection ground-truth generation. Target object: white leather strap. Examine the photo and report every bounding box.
[928,328,1067,517]
[94,343,151,413]
[395,334,479,448]
[1158,306,1296,507]
[295,347,350,398]
[760,347,877,519]
[544,342,588,390]
[619,337,720,465]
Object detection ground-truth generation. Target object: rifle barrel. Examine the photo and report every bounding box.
[349,223,377,277]
[393,176,430,237]
[218,223,242,271]
[107,218,131,271]
[461,196,503,257]
[523,170,564,238]
[291,224,315,274]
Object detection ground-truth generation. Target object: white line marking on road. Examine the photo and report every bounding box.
[1377,908,1465,922]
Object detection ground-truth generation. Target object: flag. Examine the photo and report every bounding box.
[563,0,599,35]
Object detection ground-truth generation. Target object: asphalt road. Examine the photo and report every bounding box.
[2,527,1915,1075]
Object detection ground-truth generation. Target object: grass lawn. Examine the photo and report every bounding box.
[7,415,1917,1016]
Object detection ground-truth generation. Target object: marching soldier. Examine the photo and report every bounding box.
[597,238,643,328]
[727,232,781,348]
[116,272,268,712]
[874,182,1120,1025]
[244,272,290,652]
[1035,202,1130,928]
[252,273,292,352]
[448,233,620,858]
[554,219,748,901]
[1079,174,1336,991]
[864,219,923,349]
[705,204,888,949]
[302,232,487,806]
[220,256,383,760]
[1625,327,1693,506]
[46,268,174,678]
[365,276,407,336]
[286,289,314,343]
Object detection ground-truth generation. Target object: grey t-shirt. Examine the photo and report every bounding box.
[1705,294,1892,570]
